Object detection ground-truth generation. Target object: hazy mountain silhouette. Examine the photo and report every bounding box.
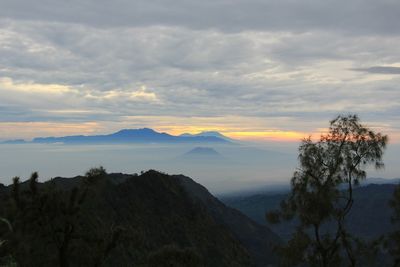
[2,128,231,144]
[180,131,234,142]
[221,177,400,198]
[1,139,26,144]
[222,183,398,241]
[177,147,227,164]
[184,147,221,157]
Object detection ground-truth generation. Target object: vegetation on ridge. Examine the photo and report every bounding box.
[0,168,258,267]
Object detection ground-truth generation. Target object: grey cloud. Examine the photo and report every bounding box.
[1,0,400,35]
[351,66,400,74]
[0,12,399,135]
[0,104,31,119]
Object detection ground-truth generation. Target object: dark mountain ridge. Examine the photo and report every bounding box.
[0,170,280,267]
[175,173,281,266]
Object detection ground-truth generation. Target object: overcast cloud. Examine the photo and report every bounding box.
[0,0,399,141]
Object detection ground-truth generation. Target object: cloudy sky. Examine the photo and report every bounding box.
[0,0,399,142]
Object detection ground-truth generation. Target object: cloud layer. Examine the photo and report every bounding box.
[2,0,400,35]
[0,1,399,141]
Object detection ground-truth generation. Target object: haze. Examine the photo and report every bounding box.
[0,140,399,194]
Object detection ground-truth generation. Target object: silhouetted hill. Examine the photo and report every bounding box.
[177,147,228,164]
[180,147,224,161]
[222,184,397,241]
[0,170,280,266]
[184,147,220,156]
[3,128,231,144]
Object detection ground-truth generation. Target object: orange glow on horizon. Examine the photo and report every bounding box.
[227,131,307,142]
[1,121,398,144]
[0,122,103,140]
[161,126,309,142]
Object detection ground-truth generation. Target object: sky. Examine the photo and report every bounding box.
[0,0,400,143]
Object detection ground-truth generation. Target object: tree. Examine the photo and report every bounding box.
[388,184,400,266]
[0,217,12,253]
[0,167,121,267]
[267,114,388,267]
[85,166,107,183]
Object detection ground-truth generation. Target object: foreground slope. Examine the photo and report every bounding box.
[0,170,280,267]
[176,174,281,266]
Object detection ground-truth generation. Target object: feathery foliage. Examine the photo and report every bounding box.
[267,114,388,267]
[0,167,125,267]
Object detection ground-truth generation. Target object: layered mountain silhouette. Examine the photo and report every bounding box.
[180,131,234,142]
[0,170,280,266]
[2,128,232,144]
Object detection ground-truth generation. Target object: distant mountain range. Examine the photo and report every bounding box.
[180,131,234,141]
[221,177,400,197]
[1,128,233,145]
[221,183,399,242]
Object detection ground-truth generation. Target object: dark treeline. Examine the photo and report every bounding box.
[0,167,125,267]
